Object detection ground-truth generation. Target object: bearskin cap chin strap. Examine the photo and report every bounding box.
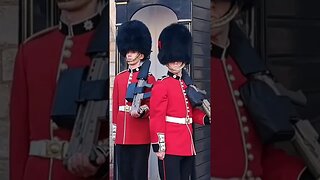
[212,1,240,28]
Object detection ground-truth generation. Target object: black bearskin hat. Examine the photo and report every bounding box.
[116,20,152,58]
[157,23,192,65]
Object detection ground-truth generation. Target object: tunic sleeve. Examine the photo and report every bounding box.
[10,45,30,180]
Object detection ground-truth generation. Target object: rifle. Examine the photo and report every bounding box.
[63,4,109,178]
[254,74,320,179]
[292,119,320,179]
[182,69,211,118]
[125,59,152,115]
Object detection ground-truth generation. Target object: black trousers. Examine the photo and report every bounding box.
[300,168,316,180]
[115,144,150,180]
[158,155,195,180]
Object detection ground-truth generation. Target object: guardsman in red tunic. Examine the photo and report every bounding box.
[10,0,108,179]
[150,23,211,180]
[211,0,314,179]
[112,20,156,180]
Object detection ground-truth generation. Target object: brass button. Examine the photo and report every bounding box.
[237,100,244,107]
[241,116,248,123]
[60,63,68,71]
[229,74,235,81]
[65,39,73,48]
[227,64,233,72]
[246,143,252,150]
[234,90,240,96]
[248,154,254,161]
[63,50,71,58]
[243,126,249,133]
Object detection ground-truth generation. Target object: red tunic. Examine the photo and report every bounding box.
[112,69,156,145]
[211,56,305,179]
[10,20,107,180]
[150,74,207,156]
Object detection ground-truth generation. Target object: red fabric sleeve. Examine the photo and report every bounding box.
[9,45,30,180]
[192,107,206,125]
[150,81,167,144]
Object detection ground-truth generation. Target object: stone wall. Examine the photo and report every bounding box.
[0,1,19,180]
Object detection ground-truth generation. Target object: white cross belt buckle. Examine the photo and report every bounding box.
[125,105,131,112]
[46,141,65,159]
[186,117,191,124]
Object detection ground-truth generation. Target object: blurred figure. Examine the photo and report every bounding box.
[211,0,314,179]
[150,23,211,180]
[10,0,109,179]
[113,20,156,180]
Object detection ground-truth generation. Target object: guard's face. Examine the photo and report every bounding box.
[167,62,185,74]
[211,0,232,39]
[56,0,97,11]
[212,0,232,21]
[126,51,144,66]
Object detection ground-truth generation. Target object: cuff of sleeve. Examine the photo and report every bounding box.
[204,115,211,125]
[112,124,117,132]
[152,133,165,152]
[112,124,117,141]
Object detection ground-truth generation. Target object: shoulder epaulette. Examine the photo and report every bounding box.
[23,26,59,44]
[117,69,127,75]
[158,75,169,81]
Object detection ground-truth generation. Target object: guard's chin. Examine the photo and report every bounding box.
[126,59,138,64]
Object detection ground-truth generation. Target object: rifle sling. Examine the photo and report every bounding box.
[137,59,151,80]
[79,80,108,102]
[182,69,193,86]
